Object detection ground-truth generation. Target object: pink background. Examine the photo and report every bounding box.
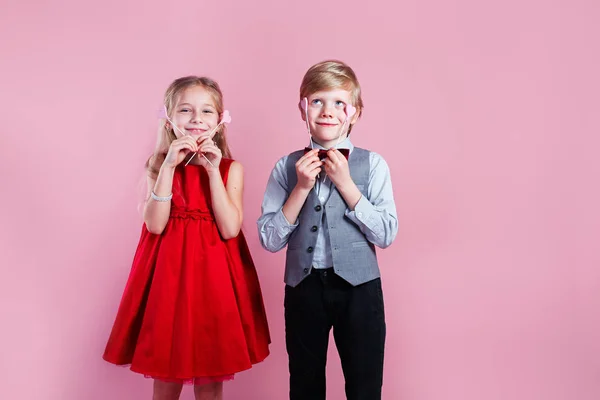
[1,0,599,399]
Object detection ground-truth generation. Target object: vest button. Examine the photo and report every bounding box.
[314,205,322,212]
[303,268,309,274]
[311,225,318,232]
[307,246,314,253]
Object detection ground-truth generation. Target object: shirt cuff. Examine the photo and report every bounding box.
[345,196,384,236]
[274,208,298,234]
[346,195,368,221]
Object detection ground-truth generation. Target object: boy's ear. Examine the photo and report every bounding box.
[299,107,307,122]
[298,98,308,122]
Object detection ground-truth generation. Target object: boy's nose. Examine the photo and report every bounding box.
[321,106,334,118]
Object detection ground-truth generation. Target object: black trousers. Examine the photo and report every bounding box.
[284,268,386,400]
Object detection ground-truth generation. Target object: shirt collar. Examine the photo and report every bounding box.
[307,137,354,152]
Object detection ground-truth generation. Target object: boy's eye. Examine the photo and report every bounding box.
[311,99,322,106]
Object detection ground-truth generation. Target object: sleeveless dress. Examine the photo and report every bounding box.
[103,159,270,383]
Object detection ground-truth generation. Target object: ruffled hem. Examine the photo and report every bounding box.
[146,374,234,385]
[115,364,234,385]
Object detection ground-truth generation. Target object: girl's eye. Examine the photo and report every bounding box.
[179,108,190,113]
[203,110,213,114]
[336,101,345,107]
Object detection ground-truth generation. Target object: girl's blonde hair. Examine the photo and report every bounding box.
[299,60,364,134]
[147,76,232,178]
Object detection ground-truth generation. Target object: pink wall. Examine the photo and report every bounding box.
[1,0,599,399]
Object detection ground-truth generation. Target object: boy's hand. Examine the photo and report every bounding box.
[324,149,353,189]
[295,149,322,190]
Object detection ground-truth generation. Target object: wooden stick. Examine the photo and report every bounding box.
[184,123,222,167]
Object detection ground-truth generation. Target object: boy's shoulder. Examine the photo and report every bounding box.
[286,148,307,158]
[353,146,388,164]
[353,145,378,155]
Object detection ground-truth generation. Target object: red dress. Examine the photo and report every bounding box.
[103,159,270,383]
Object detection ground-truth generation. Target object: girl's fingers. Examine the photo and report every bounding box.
[196,134,212,145]
[177,143,195,153]
[174,137,196,149]
[199,144,220,154]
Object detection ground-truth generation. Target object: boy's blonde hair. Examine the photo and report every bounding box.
[147,76,232,179]
[299,60,364,134]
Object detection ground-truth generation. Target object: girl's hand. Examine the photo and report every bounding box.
[196,134,223,172]
[162,136,198,169]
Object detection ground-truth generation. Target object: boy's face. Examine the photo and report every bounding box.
[302,88,357,149]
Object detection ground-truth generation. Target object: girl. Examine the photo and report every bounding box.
[103,76,270,400]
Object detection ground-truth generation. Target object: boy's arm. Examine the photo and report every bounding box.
[258,150,322,252]
[257,156,300,253]
[344,153,398,248]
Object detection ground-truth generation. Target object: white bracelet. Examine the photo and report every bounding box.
[151,191,173,202]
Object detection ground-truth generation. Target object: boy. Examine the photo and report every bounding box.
[257,60,398,400]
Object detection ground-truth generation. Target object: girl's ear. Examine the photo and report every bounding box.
[163,119,174,134]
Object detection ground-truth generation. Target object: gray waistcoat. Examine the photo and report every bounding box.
[284,147,380,287]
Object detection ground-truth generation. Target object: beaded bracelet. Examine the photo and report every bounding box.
[151,191,173,202]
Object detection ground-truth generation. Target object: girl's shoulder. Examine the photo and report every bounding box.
[218,157,236,174]
[219,158,245,182]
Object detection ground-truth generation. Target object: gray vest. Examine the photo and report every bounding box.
[284,147,380,287]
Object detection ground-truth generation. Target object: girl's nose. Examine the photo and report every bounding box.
[190,111,203,124]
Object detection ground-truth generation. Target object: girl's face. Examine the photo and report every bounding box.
[303,88,357,148]
[170,85,220,141]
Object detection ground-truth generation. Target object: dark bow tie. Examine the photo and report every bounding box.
[304,147,350,160]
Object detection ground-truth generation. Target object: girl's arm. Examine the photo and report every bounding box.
[143,135,199,235]
[208,161,244,240]
[143,161,176,234]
